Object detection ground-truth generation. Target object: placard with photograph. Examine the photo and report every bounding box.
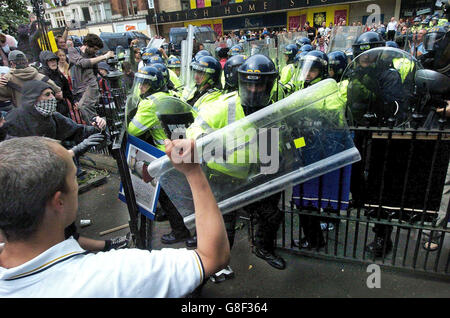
[119,134,165,220]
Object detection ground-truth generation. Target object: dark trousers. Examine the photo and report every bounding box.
[158,188,190,237]
[223,211,238,249]
[387,30,396,41]
[299,213,325,246]
[242,192,283,252]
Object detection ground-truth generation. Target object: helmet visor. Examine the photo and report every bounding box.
[238,73,275,109]
[297,56,326,82]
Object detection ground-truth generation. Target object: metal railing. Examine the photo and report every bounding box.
[269,126,450,277]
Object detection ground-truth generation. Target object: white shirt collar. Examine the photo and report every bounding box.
[0,237,86,281]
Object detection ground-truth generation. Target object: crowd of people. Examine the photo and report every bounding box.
[213,12,449,58]
[0,4,449,298]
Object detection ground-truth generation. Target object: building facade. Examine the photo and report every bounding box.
[146,0,404,39]
[43,0,151,36]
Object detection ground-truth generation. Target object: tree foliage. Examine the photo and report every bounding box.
[0,0,30,35]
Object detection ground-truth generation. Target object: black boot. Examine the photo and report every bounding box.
[254,247,286,270]
[365,224,393,257]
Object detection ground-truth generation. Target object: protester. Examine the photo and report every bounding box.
[0,136,230,297]
[68,33,114,123]
[54,25,69,52]
[56,49,71,82]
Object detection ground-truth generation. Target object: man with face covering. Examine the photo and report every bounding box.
[1,80,131,252]
[68,34,115,124]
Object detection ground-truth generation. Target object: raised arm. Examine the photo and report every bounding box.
[164,139,230,277]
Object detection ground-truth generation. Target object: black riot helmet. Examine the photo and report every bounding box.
[386,41,399,48]
[327,50,348,82]
[352,31,386,58]
[191,55,222,89]
[151,63,170,89]
[295,37,311,49]
[132,66,165,100]
[223,54,247,91]
[284,43,299,64]
[238,54,278,114]
[194,49,212,62]
[421,27,449,74]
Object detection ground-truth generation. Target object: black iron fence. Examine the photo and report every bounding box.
[268,126,450,277]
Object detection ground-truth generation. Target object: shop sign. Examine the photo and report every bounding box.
[147,0,361,25]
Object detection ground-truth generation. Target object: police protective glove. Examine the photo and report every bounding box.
[70,133,105,157]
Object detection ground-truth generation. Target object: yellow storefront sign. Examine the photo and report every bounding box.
[287,4,349,30]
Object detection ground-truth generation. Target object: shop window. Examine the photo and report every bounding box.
[82,7,91,22]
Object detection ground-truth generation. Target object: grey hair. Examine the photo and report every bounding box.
[0,136,68,242]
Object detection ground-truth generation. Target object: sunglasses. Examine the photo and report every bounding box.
[43,91,55,97]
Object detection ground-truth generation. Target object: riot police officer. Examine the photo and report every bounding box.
[352,31,386,58]
[184,54,248,281]
[411,17,422,34]
[290,50,351,249]
[182,55,223,110]
[419,26,449,76]
[280,44,298,85]
[328,50,349,104]
[298,44,314,54]
[328,50,348,82]
[294,50,330,91]
[223,54,247,93]
[237,54,286,270]
[127,66,192,245]
[343,47,411,257]
[167,56,181,78]
[147,55,181,92]
[139,47,161,70]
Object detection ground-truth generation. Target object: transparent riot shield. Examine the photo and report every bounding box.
[147,79,361,227]
[125,76,144,128]
[327,26,364,54]
[202,42,217,57]
[155,96,197,140]
[341,47,422,127]
[277,31,308,74]
[180,25,195,87]
[243,40,274,58]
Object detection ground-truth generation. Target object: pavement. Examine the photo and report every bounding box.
[77,170,450,298]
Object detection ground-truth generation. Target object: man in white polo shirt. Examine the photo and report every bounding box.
[0,136,230,297]
[387,17,398,41]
